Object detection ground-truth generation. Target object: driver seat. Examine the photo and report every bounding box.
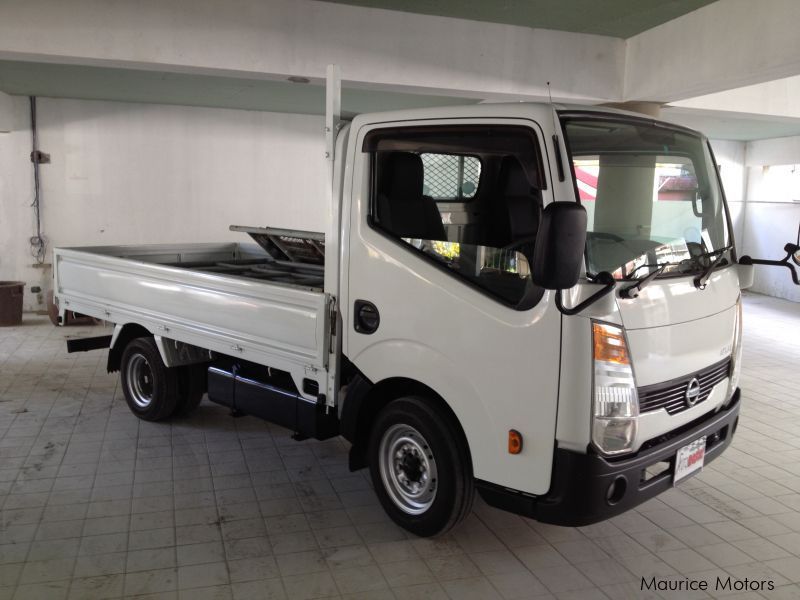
[376,152,447,241]
[486,156,542,252]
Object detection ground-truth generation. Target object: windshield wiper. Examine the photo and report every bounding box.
[624,262,671,279]
[694,252,728,289]
[691,245,733,289]
[619,264,667,299]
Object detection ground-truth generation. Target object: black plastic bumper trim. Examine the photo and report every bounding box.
[476,389,741,527]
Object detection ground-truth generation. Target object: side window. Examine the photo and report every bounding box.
[363,125,546,310]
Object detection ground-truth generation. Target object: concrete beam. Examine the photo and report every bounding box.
[0,0,625,104]
[601,101,662,118]
[0,91,13,131]
[625,0,800,103]
[671,75,800,120]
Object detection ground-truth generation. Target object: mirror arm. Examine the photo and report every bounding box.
[739,246,800,286]
[555,271,616,316]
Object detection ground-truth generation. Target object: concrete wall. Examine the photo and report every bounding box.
[0,97,34,302]
[747,135,800,167]
[705,138,800,304]
[0,97,327,311]
[742,164,800,303]
[740,202,800,303]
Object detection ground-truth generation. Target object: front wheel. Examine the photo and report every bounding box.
[120,338,179,421]
[368,397,474,537]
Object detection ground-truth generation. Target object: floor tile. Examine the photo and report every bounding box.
[0,295,798,600]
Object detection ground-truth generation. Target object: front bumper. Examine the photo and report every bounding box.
[476,389,740,527]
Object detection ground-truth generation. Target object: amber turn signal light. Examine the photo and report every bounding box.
[592,322,631,365]
[508,429,523,454]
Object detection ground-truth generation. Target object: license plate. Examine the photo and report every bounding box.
[674,436,706,484]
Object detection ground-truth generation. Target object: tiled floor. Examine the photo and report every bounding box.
[0,292,799,600]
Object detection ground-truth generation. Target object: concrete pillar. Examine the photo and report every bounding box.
[580,103,661,266]
[593,154,656,241]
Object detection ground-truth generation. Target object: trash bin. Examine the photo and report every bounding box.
[0,282,24,326]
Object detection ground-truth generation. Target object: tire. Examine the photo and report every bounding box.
[120,337,179,421]
[368,396,474,537]
[173,364,207,416]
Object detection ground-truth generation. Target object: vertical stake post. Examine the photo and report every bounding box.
[323,64,341,408]
[325,64,341,173]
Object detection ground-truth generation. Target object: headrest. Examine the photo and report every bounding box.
[380,152,424,199]
[500,156,534,196]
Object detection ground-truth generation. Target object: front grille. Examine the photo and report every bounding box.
[638,358,731,415]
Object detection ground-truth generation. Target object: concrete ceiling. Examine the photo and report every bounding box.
[0,60,480,116]
[316,0,718,38]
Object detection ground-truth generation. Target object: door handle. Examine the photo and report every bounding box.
[354,300,380,334]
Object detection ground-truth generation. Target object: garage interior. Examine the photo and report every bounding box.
[1,1,800,599]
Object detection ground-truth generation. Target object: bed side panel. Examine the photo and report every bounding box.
[54,247,327,374]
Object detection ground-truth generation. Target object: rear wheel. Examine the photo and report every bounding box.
[173,364,207,416]
[120,338,179,421]
[368,396,474,537]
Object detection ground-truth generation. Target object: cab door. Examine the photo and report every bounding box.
[342,115,564,494]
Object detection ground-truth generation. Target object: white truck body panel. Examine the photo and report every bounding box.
[54,243,330,399]
[343,113,563,494]
[617,266,740,332]
[625,299,736,387]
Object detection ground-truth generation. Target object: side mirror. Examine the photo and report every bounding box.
[739,242,800,287]
[532,202,587,290]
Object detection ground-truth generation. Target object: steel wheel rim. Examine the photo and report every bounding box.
[126,353,154,408]
[378,423,438,515]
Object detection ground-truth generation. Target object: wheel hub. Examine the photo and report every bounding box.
[379,424,438,515]
[126,353,154,408]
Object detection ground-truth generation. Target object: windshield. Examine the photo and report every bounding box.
[562,117,731,280]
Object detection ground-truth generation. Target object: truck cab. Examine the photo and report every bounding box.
[336,103,742,534]
[55,100,800,537]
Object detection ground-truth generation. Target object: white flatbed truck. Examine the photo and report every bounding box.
[54,75,800,536]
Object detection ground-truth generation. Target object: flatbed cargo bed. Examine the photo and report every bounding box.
[54,229,332,399]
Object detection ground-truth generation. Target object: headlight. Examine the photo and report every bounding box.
[592,322,639,455]
[728,296,743,400]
